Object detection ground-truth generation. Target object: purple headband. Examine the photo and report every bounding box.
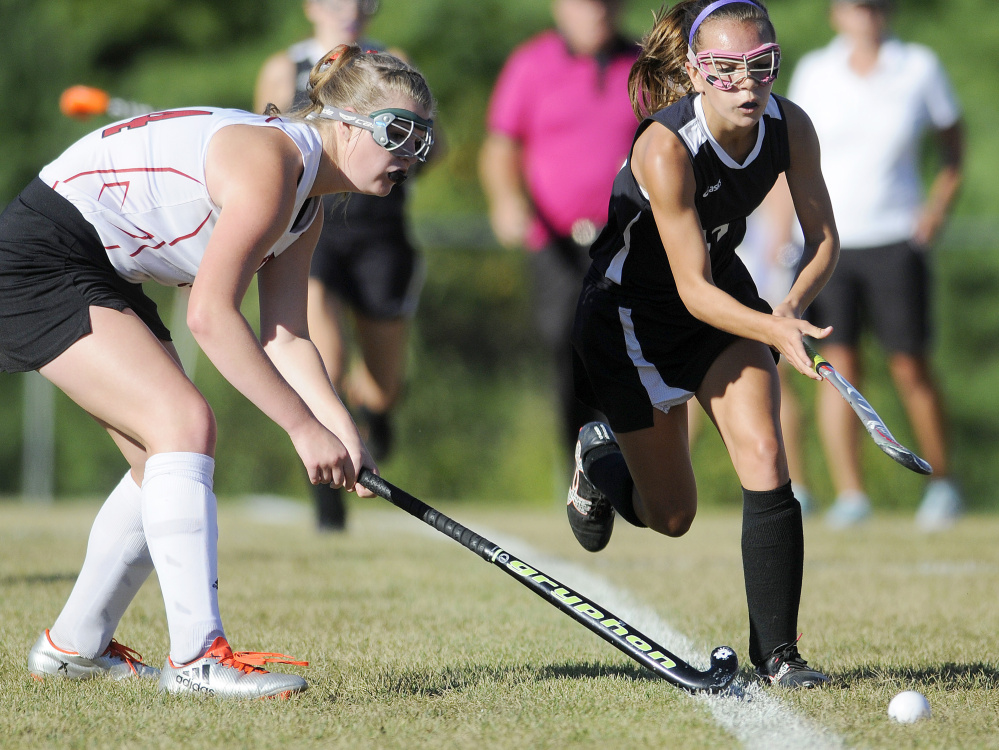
[688,0,764,47]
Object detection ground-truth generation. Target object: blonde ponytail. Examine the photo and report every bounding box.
[272,43,435,123]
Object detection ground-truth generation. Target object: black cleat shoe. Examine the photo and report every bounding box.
[755,640,830,688]
[566,422,618,552]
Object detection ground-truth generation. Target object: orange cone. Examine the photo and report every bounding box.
[59,85,111,119]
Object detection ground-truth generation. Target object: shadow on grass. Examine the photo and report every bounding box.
[330,661,658,702]
[830,663,999,690]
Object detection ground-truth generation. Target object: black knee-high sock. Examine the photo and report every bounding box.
[313,482,346,530]
[741,481,803,666]
[584,450,646,528]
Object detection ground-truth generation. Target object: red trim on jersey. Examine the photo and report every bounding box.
[101,110,214,138]
[169,212,213,246]
[98,181,131,208]
[63,167,203,185]
[104,209,212,259]
[129,240,166,257]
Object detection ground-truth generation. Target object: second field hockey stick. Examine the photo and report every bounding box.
[357,469,739,693]
[803,341,933,475]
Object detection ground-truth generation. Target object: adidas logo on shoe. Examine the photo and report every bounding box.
[159,636,308,699]
[173,663,217,694]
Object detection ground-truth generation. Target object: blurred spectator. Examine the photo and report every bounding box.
[783,0,964,530]
[255,0,428,530]
[478,0,639,461]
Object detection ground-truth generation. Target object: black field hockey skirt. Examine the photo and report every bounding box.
[571,258,776,433]
[0,178,171,373]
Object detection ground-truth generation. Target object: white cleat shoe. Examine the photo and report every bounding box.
[825,491,871,530]
[158,636,308,699]
[27,629,160,680]
[916,478,963,532]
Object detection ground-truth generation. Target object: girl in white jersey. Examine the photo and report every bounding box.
[0,43,435,698]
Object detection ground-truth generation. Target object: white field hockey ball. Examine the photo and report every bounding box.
[888,691,931,723]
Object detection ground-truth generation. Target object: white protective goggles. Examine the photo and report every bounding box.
[310,106,434,162]
[686,42,781,91]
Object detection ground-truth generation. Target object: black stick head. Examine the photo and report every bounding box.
[698,646,739,693]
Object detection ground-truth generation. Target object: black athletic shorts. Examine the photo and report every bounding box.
[572,257,775,433]
[807,240,930,354]
[0,178,170,373]
[309,195,423,320]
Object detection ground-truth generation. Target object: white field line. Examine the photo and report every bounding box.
[367,509,847,750]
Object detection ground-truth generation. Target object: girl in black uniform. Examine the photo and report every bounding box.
[255,0,425,530]
[566,0,840,687]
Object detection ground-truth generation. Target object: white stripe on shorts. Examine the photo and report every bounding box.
[618,306,694,414]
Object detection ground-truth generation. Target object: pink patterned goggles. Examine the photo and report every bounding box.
[686,42,781,91]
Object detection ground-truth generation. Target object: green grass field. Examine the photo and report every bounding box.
[2,493,998,749]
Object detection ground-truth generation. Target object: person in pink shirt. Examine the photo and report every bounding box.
[479,0,639,458]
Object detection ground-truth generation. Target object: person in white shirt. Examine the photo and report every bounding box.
[3,44,435,697]
[783,0,964,530]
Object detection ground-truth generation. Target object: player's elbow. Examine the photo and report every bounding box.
[186,296,229,343]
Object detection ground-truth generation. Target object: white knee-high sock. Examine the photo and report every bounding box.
[50,472,154,658]
[142,452,224,664]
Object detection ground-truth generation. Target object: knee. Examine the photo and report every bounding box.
[643,496,697,538]
[732,432,783,487]
[650,511,695,538]
[154,393,217,454]
[739,431,783,470]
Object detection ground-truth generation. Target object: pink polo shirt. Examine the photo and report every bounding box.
[486,30,639,250]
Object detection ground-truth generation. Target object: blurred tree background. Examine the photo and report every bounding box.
[0,0,996,511]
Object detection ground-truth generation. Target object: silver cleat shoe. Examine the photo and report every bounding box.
[158,636,308,699]
[28,629,160,680]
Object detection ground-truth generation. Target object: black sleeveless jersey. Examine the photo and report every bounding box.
[290,39,408,235]
[587,93,790,303]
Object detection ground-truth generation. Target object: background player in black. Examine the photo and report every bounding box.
[566,0,840,687]
[256,0,425,530]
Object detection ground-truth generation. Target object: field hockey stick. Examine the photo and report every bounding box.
[357,469,739,693]
[803,341,933,475]
[59,85,150,120]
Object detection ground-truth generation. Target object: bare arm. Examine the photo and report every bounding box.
[254,52,297,114]
[632,122,830,378]
[189,124,372,493]
[478,132,533,248]
[914,120,964,247]
[777,100,840,320]
[257,216,375,488]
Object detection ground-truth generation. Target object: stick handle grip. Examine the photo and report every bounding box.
[801,339,829,375]
[358,469,498,559]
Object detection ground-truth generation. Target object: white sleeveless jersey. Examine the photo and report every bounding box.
[39,107,324,286]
